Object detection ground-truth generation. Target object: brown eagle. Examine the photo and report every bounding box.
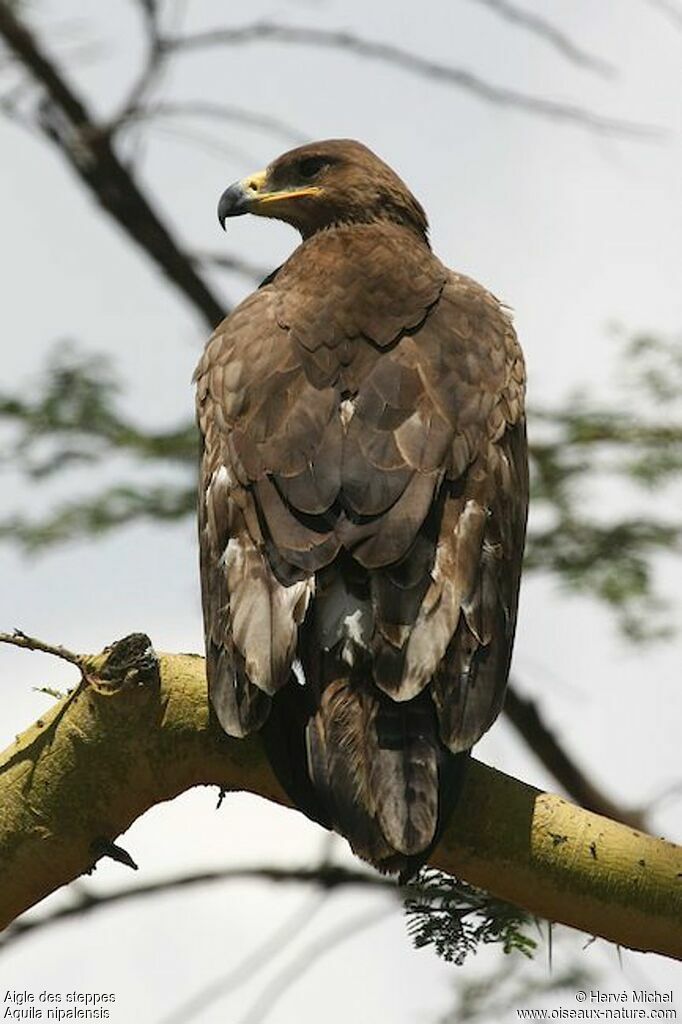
[195,139,528,875]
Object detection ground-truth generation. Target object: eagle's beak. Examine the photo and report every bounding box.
[218,170,269,229]
[218,169,321,229]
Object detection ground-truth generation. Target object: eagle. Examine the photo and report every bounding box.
[195,139,528,875]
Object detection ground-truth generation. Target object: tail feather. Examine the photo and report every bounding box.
[303,675,466,873]
[213,534,475,873]
[370,696,439,855]
[306,679,392,867]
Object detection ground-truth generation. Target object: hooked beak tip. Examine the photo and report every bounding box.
[217,181,251,229]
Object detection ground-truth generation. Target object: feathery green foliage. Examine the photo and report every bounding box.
[1,332,679,637]
[404,868,537,965]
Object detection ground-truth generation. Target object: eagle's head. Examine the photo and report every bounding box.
[217,138,428,241]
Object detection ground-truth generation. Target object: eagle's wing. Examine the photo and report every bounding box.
[195,285,327,737]
[391,273,528,752]
[196,230,527,865]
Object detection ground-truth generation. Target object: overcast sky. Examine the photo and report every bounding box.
[1,1,681,1020]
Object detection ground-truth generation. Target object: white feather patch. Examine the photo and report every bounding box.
[340,398,356,428]
[223,532,314,694]
[339,606,372,667]
[399,499,487,700]
[221,535,242,570]
[343,608,369,646]
[210,464,236,494]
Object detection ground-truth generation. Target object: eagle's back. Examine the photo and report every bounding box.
[195,222,527,872]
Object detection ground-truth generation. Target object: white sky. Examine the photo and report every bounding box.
[1,0,681,1020]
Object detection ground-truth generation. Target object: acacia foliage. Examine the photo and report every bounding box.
[1,330,679,638]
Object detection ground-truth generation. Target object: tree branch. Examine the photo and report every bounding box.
[504,681,647,831]
[0,2,226,329]
[0,628,86,672]
[0,865,390,952]
[645,0,682,30]
[1,633,680,958]
[192,249,270,283]
[113,0,165,124]
[234,906,393,1024]
[116,100,307,147]
[167,23,660,137]
[466,0,616,77]
[158,889,331,1024]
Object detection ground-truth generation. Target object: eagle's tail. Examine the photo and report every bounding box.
[258,558,470,876]
[262,669,469,876]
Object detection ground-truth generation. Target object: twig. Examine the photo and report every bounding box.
[648,779,682,812]
[90,838,138,871]
[0,865,391,951]
[157,890,330,1024]
[167,22,662,138]
[140,119,262,163]
[116,99,307,146]
[193,249,270,282]
[467,0,616,77]
[645,0,682,29]
[0,2,226,329]
[113,0,166,124]
[236,906,394,1024]
[0,629,84,671]
[0,80,36,131]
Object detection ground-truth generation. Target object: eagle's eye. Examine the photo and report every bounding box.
[297,156,329,180]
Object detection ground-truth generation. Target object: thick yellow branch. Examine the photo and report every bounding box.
[1,636,680,958]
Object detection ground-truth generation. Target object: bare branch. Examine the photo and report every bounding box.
[0,865,391,952]
[236,907,393,1024]
[0,79,35,130]
[193,249,270,282]
[116,99,307,147]
[158,891,330,1024]
[505,681,648,831]
[113,0,166,124]
[648,779,682,813]
[467,0,616,77]
[645,0,682,29]
[0,629,85,672]
[167,22,662,137]
[140,119,265,163]
[136,0,161,32]
[0,2,226,329]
